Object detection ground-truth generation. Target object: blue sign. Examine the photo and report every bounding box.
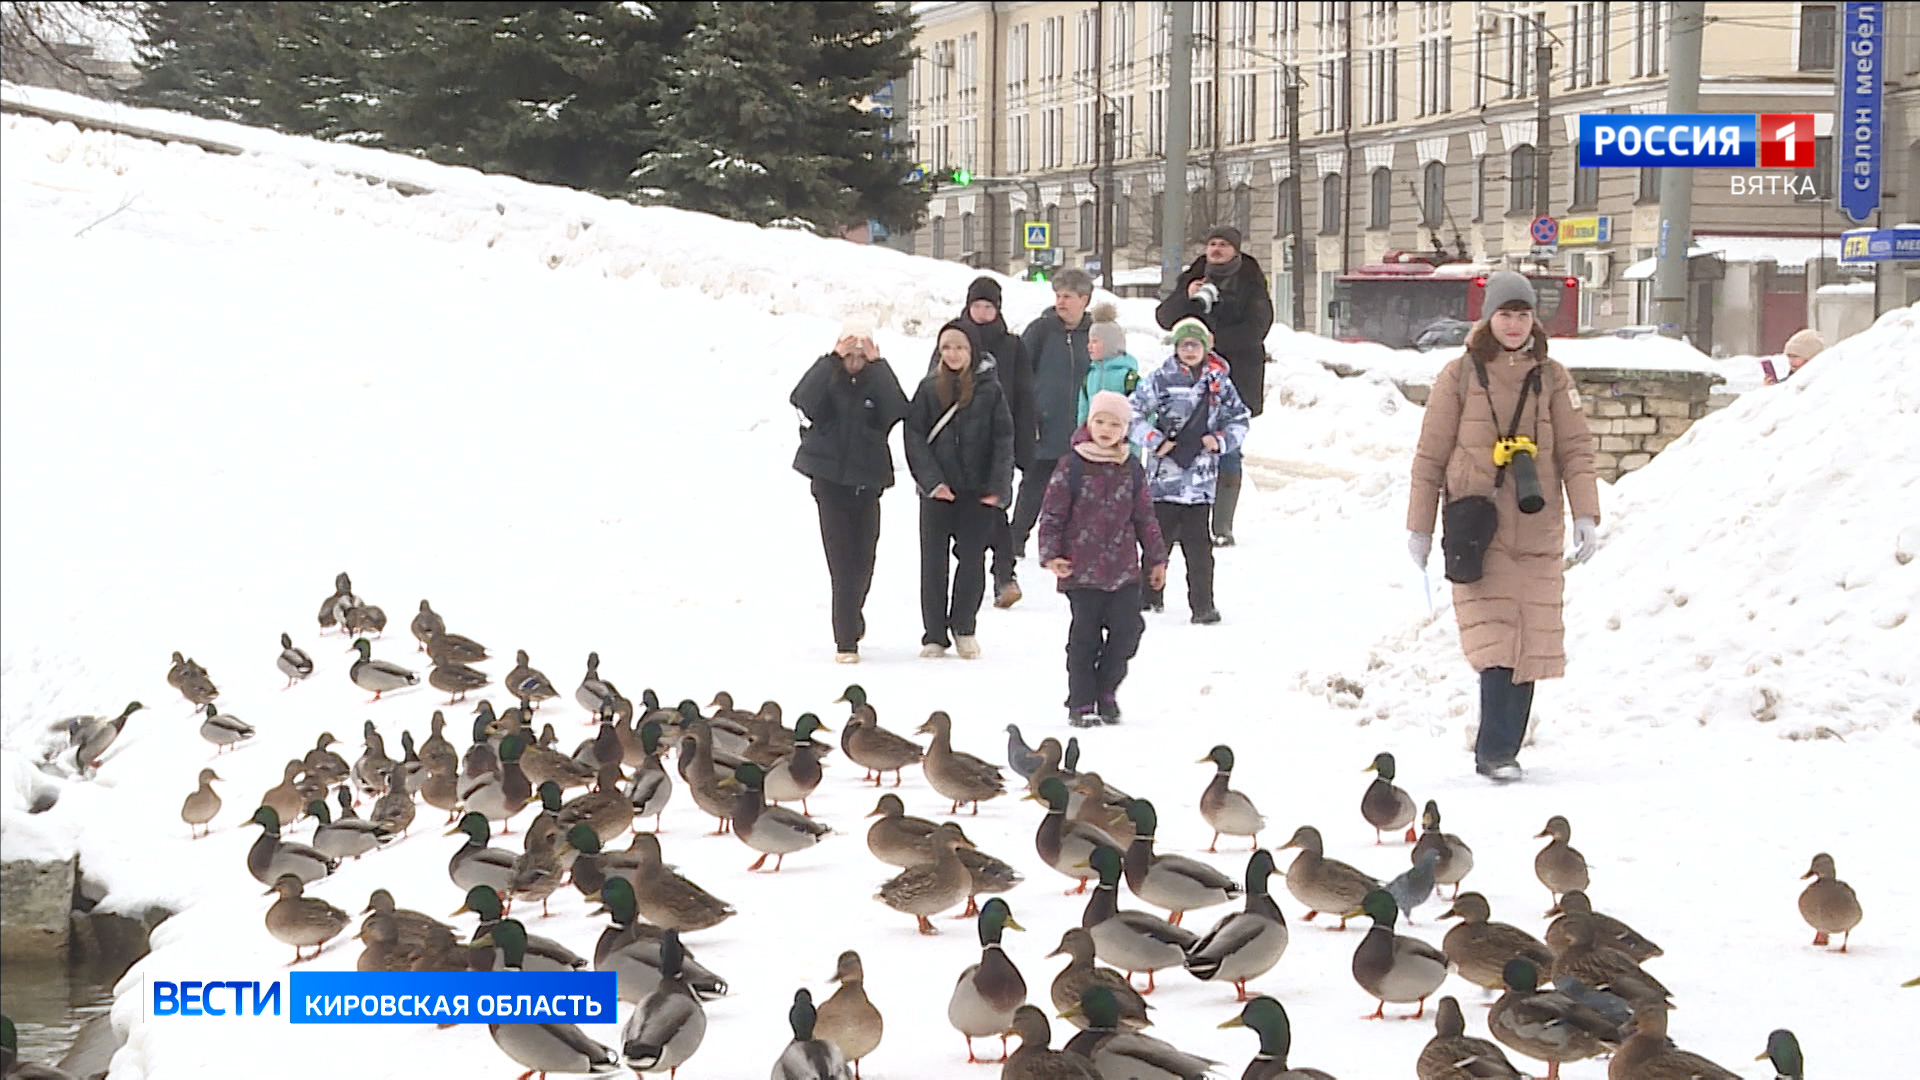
[1023,222,1052,250]
[1837,2,1884,224]
[1839,226,1920,264]
[1578,114,1757,168]
[1529,216,1559,246]
[287,971,617,1024]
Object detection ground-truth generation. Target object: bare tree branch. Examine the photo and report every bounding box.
[74,193,139,238]
[1,1,143,94]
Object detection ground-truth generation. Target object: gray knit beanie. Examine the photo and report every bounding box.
[1481,270,1536,313]
[1087,303,1127,356]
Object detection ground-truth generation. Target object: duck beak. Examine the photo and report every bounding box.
[1361,762,1376,773]
[1534,829,1551,839]
[1217,1016,1246,1030]
[449,903,470,917]
[1754,1051,1770,1062]
[1439,906,1461,920]
[1058,1005,1082,1020]
[1069,858,1090,869]
[814,722,833,734]
[1004,916,1025,932]
[1194,755,1212,764]
[1020,792,1041,803]
[1546,900,1565,916]
[1799,869,1816,880]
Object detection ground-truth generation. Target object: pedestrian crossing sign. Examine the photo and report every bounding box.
[1023,222,1051,250]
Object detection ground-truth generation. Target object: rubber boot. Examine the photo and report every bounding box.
[1211,471,1242,547]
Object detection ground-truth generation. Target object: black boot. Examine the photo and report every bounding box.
[1211,471,1242,547]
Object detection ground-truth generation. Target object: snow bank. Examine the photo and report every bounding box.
[1315,303,1920,740]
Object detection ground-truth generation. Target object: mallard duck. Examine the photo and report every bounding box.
[1352,889,1448,1020]
[265,874,350,963]
[351,721,394,801]
[1362,752,1417,844]
[180,768,221,838]
[1219,995,1336,1079]
[0,1014,77,1080]
[1024,737,1071,798]
[1061,985,1218,1079]
[178,668,220,708]
[167,651,206,688]
[1417,996,1521,1080]
[260,761,311,824]
[574,718,627,774]
[773,989,852,1080]
[1001,1005,1101,1080]
[68,700,144,773]
[1198,745,1264,853]
[957,841,1023,918]
[1005,724,1047,780]
[681,724,736,835]
[815,951,883,1079]
[460,733,532,832]
[306,797,393,860]
[1798,852,1862,951]
[1048,927,1151,1032]
[1185,848,1289,1000]
[1032,776,1107,895]
[342,603,387,637]
[419,710,459,774]
[360,888,456,953]
[626,832,735,931]
[556,765,634,845]
[1080,845,1197,994]
[304,732,350,787]
[1412,801,1474,899]
[1756,1029,1804,1080]
[421,765,461,825]
[765,713,831,813]
[577,651,622,714]
[731,762,830,872]
[866,793,940,867]
[348,638,417,702]
[625,721,673,830]
[1608,1004,1739,1080]
[842,700,924,787]
[456,885,587,972]
[589,878,727,1001]
[198,704,255,753]
[1533,816,1589,907]
[1122,799,1240,925]
[1548,913,1671,1007]
[245,806,335,885]
[427,629,490,666]
[878,821,973,932]
[1438,892,1554,991]
[620,928,707,1077]
[277,633,314,688]
[429,661,489,704]
[508,824,570,918]
[917,711,1006,814]
[410,600,445,651]
[1488,958,1620,1080]
[1069,773,1135,850]
[317,573,359,633]
[1278,826,1381,930]
[505,649,559,709]
[447,811,518,894]
[471,919,620,1077]
[356,906,464,973]
[523,730,599,792]
[1545,891,1662,962]
[948,898,1028,1064]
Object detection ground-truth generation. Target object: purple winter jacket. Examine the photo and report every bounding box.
[1035,426,1169,593]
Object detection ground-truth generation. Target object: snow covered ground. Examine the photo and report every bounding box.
[2,94,1915,1080]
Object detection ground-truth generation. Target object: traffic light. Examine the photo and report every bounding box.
[946,167,974,186]
[1025,265,1051,283]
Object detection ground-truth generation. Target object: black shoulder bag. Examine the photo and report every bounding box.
[1440,360,1541,584]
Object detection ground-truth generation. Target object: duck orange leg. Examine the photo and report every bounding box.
[917,915,939,936]
[1363,999,1386,1019]
[1405,825,1418,842]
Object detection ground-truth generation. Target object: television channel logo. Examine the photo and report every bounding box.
[1578,114,1815,169]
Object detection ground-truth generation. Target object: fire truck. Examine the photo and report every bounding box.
[1327,251,1580,349]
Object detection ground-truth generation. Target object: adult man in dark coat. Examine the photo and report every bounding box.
[1154,225,1274,547]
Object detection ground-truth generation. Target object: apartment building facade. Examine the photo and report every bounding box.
[901,1,1920,355]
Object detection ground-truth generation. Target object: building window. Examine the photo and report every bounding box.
[1508,145,1537,214]
[961,212,975,254]
[1151,190,1165,247]
[932,218,946,260]
[1007,24,1029,94]
[1796,136,1835,201]
[1422,161,1446,227]
[1187,187,1211,245]
[1637,165,1661,203]
[1320,173,1343,235]
[1227,73,1258,145]
[1501,11,1538,99]
[1798,4,1837,72]
[1473,156,1488,222]
[1115,195,1131,246]
[1369,167,1393,229]
[1633,2,1667,77]
[1148,88,1167,154]
[1231,184,1253,235]
[1567,2,1611,89]
[1078,200,1097,250]
[1275,177,1298,237]
[1570,165,1599,210]
[1472,16,1487,108]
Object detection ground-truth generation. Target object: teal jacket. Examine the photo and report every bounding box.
[1075,353,1142,425]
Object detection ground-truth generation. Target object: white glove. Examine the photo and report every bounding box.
[1408,531,1433,569]
[1570,516,1599,565]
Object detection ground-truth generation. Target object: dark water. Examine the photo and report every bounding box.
[1,956,119,1072]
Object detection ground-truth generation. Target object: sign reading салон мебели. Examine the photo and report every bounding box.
[146,971,617,1024]
[1837,1,1885,224]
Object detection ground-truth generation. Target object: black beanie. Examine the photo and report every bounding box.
[1205,224,1244,251]
[965,276,1003,309]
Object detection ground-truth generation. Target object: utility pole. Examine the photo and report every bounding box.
[1162,1,1194,292]
[1651,1,1705,340]
[1533,13,1552,225]
[1100,110,1118,291]
[1285,64,1307,329]
[1340,3,1354,273]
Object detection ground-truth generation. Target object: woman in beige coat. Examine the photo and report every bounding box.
[1406,271,1602,781]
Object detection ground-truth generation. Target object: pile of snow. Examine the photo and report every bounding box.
[1314,303,1920,741]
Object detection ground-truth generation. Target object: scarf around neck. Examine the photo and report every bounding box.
[1073,438,1131,465]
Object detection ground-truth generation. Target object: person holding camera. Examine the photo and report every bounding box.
[791,316,911,664]
[1154,225,1274,548]
[1128,318,1250,624]
[905,319,1016,659]
[1406,271,1601,781]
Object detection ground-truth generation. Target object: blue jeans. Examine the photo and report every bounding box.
[1476,667,1534,766]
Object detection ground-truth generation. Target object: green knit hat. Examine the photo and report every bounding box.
[1169,317,1213,351]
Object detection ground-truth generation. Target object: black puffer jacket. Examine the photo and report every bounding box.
[905,324,1016,504]
[932,314,1036,470]
[790,354,910,491]
[1155,253,1275,416]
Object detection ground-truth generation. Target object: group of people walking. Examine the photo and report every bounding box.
[793,235,1608,776]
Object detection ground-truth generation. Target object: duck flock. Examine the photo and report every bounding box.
[27,572,1877,1080]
